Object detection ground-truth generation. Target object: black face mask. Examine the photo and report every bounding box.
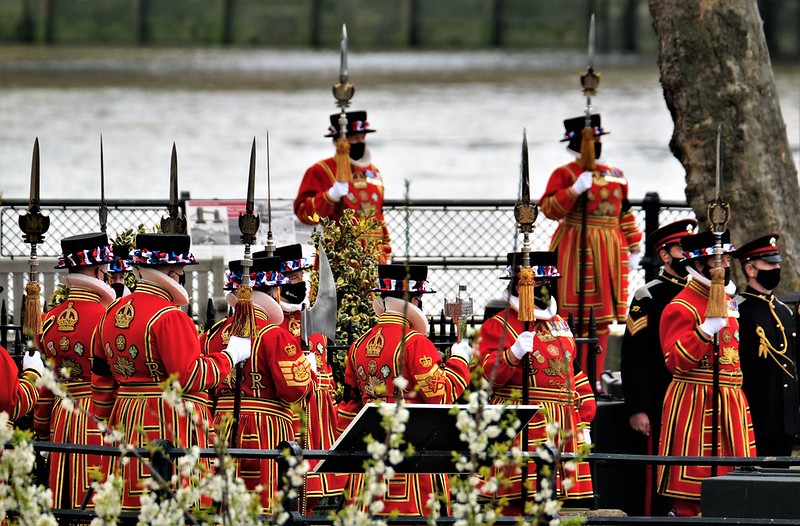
[282,282,307,304]
[415,298,423,311]
[755,267,781,291]
[534,281,555,310]
[178,272,186,287]
[111,282,126,298]
[670,255,689,278]
[349,142,365,160]
[594,142,602,159]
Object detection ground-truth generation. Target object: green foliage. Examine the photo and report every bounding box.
[309,209,382,397]
[111,224,152,292]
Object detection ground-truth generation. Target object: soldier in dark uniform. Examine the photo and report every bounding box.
[734,234,799,456]
[619,218,696,516]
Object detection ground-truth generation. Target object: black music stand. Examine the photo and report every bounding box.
[315,403,539,474]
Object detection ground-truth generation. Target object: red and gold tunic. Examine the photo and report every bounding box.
[0,345,39,420]
[538,161,642,326]
[657,279,756,501]
[338,312,471,516]
[478,306,596,509]
[36,286,108,509]
[91,281,233,510]
[279,309,347,509]
[204,308,313,513]
[294,156,391,262]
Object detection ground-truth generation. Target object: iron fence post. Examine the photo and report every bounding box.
[276,440,303,523]
[642,192,663,283]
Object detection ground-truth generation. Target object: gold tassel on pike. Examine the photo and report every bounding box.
[335,139,352,183]
[580,127,597,172]
[705,266,728,318]
[230,283,258,338]
[517,266,536,323]
[23,281,42,338]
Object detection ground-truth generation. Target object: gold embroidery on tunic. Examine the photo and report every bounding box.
[719,346,739,365]
[544,357,569,377]
[114,356,136,378]
[61,357,82,378]
[57,302,79,332]
[288,316,301,337]
[365,376,387,399]
[221,324,232,346]
[291,361,310,383]
[59,336,70,352]
[145,361,161,381]
[415,368,447,398]
[250,371,266,391]
[114,300,135,329]
[365,328,385,357]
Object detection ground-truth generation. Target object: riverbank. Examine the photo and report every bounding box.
[1,47,797,203]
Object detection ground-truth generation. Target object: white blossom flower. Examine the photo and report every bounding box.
[393,375,409,391]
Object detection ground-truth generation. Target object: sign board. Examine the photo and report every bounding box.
[186,198,316,261]
[315,403,539,474]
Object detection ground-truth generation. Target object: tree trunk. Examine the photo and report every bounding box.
[649,0,800,293]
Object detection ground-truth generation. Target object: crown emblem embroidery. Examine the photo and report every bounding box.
[288,317,301,337]
[57,302,79,332]
[419,355,433,368]
[115,300,135,329]
[221,324,232,346]
[365,327,385,357]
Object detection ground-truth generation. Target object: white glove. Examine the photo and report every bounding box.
[570,171,593,195]
[450,340,474,362]
[327,181,350,202]
[628,251,642,270]
[699,317,727,338]
[305,352,318,374]
[23,350,45,375]
[509,331,535,361]
[223,336,252,365]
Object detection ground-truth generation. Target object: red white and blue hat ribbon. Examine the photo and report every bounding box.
[682,243,736,260]
[225,269,290,290]
[373,278,435,294]
[281,257,312,273]
[130,248,197,266]
[56,244,115,269]
[505,264,561,279]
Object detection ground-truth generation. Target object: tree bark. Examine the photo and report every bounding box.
[649,0,800,293]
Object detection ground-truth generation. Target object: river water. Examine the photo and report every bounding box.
[0,46,798,203]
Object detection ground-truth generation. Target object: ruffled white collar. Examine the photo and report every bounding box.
[136,267,189,306]
[280,297,308,313]
[686,267,737,295]
[60,273,116,307]
[372,296,428,334]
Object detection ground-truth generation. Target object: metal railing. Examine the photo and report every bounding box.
[7,438,800,525]
[0,193,694,327]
